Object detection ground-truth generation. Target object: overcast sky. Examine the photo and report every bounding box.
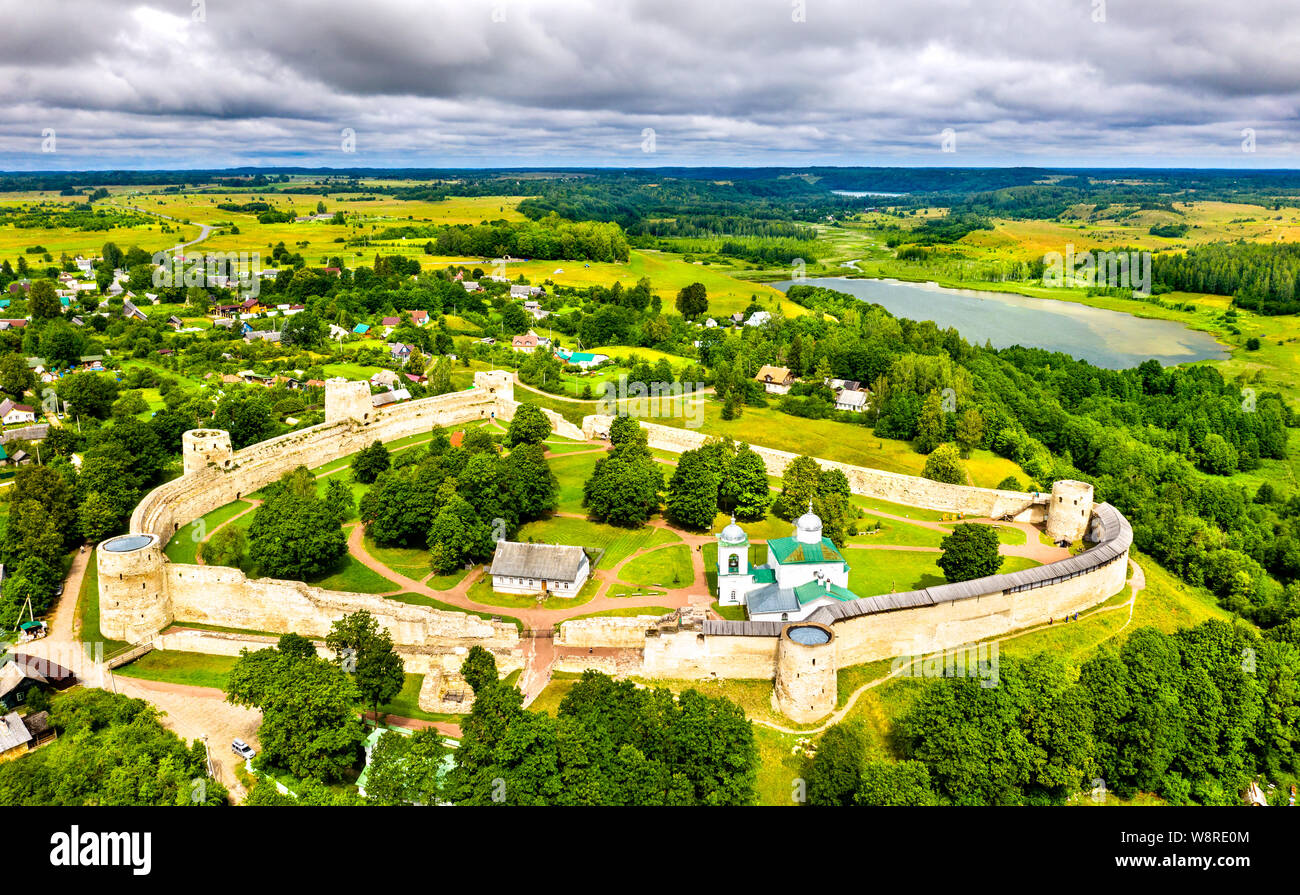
[2,0,1298,170]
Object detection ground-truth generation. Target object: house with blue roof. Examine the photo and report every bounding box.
[716,505,861,623]
[353,323,370,335]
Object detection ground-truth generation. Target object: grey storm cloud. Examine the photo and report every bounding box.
[0,0,1298,168]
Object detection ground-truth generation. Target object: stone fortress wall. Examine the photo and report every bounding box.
[106,371,526,647]
[99,372,1132,722]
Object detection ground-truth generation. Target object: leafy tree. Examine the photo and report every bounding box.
[955,407,985,457]
[583,449,663,527]
[247,468,347,579]
[57,371,119,419]
[0,689,228,806]
[674,282,708,320]
[364,728,449,805]
[461,645,500,694]
[77,491,120,543]
[915,390,946,454]
[29,279,61,320]
[0,352,35,399]
[506,403,551,447]
[326,611,406,724]
[720,444,771,520]
[806,723,866,806]
[201,524,247,568]
[775,455,822,520]
[324,476,356,523]
[855,761,939,806]
[427,493,494,573]
[225,642,364,782]
[937,523,1003,583]
[351,439,391,484]
[666,447,721,530]
[213,389,278,449]
[502,442,557,520]
[281,309,323,348]
[921,443,966,485]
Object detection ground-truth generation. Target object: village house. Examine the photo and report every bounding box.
[371,387,412,408]
[554,347,608,370]
[755,365,795,395]
[489,541,590,597]
[370,369,401,388]
[511,331,540,353]
[510,284,545,298]
[0,654,75,711]
[0,399,37,426]
[408,309,429,326]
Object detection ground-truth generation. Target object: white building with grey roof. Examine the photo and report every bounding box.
[489,540,590,597]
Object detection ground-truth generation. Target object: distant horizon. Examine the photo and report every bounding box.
[6,163,1300,176]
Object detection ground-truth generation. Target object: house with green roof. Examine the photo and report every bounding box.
[715,505,861,622]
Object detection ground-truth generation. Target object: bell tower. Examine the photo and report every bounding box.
[717,516,752,607]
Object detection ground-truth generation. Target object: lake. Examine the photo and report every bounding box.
[772,277,1229,370]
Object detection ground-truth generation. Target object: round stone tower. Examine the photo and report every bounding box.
[325,377,375,425]
[773,622,837,723]
[1046,479,1094,545]
[181,428,233,476]
[97,533,170,643]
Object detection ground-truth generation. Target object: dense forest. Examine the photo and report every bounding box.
[1152,241,1300,314]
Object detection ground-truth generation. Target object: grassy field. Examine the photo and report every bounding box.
[548,450,605,512]
[115,650,238,689]
[514,515,680,568]
[462,575,599,611]
[617,544,694,588]
[165,500,252,564]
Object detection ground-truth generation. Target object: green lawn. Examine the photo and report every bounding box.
[547,450,606,513]
[165,499,252,564]
[309,554,399,594]
[567,606,675,621]
[362,533,432,581]
[376,673,461,724]
[463,575,600,611]
[514,515,680,568]
[618,544,694,589]
[844,548,946,596]
[115,650,238,689]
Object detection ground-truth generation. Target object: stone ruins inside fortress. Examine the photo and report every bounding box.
[97,371,1132,724]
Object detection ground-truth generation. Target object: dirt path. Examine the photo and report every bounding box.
[109,676,260,800]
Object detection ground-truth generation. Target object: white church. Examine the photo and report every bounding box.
[716,505,863,622]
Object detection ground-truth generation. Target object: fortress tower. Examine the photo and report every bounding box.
[473,369,514,403]
[325,377,375,425]
[96,533,171,643]
[773,622,837,723]
[1046,479,1094,545]
[181,428,233,477]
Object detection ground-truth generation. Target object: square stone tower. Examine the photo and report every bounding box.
[325,377,375,425]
